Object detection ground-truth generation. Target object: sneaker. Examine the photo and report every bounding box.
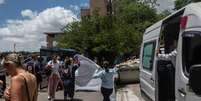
[48,96,51,100]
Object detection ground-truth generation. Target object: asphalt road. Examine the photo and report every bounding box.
[0,89,103,101]
[116,84,144,101]
[38,90,103,101]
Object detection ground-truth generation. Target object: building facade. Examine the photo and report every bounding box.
[44,32,64,48]
[81,0,113,18]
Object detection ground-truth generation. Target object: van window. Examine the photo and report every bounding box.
[182,31,201,76]
[142,41,156,71]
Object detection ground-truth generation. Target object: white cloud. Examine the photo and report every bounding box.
[0,7,77,52]
[21,9,37,19]
[70,5,80,11]
[0,0,5,5]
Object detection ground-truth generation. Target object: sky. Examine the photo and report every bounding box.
[0,0,175,52]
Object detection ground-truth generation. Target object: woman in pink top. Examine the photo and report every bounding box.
[46,55,61,101]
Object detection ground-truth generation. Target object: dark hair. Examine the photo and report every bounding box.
[103,61,109,73]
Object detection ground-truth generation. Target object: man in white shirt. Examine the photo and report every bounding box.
[157,40,178,67]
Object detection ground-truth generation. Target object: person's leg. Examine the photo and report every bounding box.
[52,75,60,99]
[2,75,6,91]
[37,73,42,90]
[63,80,68,100]
[101,87,106,101]
[48,76,53,100]
[101,87,113,101]
[68,81,75,101]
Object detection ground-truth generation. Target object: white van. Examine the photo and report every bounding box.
[140,2,201,101]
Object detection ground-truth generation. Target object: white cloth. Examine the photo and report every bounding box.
[74,54,101,88]
[47,60,60,76]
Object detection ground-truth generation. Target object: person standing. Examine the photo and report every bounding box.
[46,55,61,101]
[62,56,80,101]
[25,54,42,89]
[2,53,37,101]
[93,61,118,101]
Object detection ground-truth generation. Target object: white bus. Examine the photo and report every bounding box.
[140,2,201,101]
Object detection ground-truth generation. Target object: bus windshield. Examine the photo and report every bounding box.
[182,31,201,76]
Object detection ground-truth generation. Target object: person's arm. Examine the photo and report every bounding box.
[0,80,3,85]
[158,49,177,60]
[4,86,11,101]
[93,70,104,78]
[10,76,24,101]
[46,61,52,69]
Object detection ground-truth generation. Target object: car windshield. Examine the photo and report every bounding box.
[182,31,201,76]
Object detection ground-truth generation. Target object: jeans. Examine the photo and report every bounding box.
[63,79,75,98]
[101,87,113,101]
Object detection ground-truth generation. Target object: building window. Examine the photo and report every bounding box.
[142,41,156,71]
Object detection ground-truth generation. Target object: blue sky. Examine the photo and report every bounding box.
[0,0,175,52]
[0,0,89,26]
[0,0,90,52]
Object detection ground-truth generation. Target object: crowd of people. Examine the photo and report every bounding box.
[0,53,118,101]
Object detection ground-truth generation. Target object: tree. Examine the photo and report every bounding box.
[57,0,164,64]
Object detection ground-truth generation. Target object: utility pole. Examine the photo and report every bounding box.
[13,43,16,53]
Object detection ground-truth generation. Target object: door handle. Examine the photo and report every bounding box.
[150,77,154,82]
[178,88,186,97]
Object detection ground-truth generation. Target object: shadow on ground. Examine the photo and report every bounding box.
[54,99,83,101]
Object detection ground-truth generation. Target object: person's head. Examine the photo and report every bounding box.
[52,54,58,62]
[69,57,73,64]
[2,53,23,76]
[73,56,80,66]
[103,61,110,72]
[32,54,38,60]
[57,56,61,61]
[64,56,70,64]
[103,61,109,68]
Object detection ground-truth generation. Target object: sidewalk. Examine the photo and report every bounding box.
[116,84,144,101]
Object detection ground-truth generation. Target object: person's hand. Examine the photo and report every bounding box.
[4,87,10,101]
[0,80,3,85]
[46,64,52,69]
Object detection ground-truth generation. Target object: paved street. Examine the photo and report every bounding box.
[116,84,144,101]
[0,76,143,101]
[37,90,103,101]
[0,89,103,101]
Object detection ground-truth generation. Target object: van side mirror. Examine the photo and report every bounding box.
[189,64,201,95]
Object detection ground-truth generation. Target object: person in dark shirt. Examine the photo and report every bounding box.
[25,54,42,89]
[62,56,80,101]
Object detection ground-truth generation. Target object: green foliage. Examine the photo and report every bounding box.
[174,0,189,10]
[57,0,164,63]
